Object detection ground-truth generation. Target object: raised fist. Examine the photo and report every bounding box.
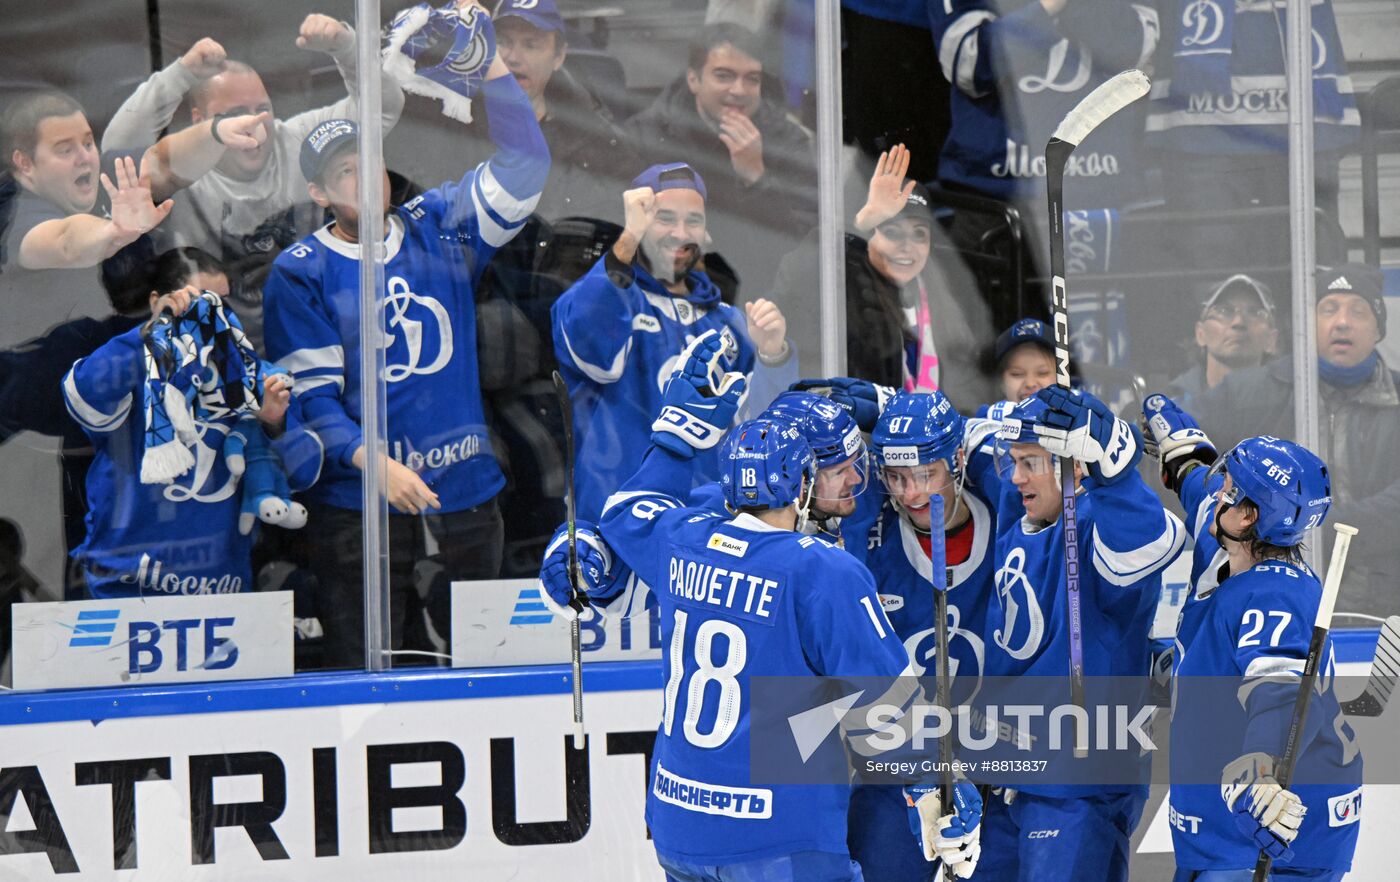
[297,14,353,54]
[180,38,227,78]
[621,186,658,241]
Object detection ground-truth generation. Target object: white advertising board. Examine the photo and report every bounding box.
[0,685,666,881]
[11,592,294,690]
[451,578,662,666]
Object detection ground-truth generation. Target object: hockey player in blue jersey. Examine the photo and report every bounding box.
[544,334,983,879]
[1141,394,1363,881]
[262,6,549,666]
[976,385,1184,882]
[552,161,797,521]
[845,389,1003,882]
[62,253,322,598]
[693,389,878,554]
[537,380,879,623]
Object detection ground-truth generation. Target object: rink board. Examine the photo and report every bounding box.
[0,633,1389,881]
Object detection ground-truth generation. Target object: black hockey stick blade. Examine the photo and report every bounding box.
[1342,614,1400,717]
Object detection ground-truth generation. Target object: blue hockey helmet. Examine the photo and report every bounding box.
[720,418,816,513]
[763,391,865,469]
[871,391,964,472]
[1208,436,1331,546]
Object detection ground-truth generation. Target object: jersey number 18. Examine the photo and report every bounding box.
[661,609,748,749]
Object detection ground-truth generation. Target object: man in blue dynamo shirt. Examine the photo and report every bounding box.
[262,9,548,667]
[552,161,796,521]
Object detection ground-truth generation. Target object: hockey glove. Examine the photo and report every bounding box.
[538,521,630,622]
[1141,393,1217,493]
[652,330,747,459]
[1222,752,1306,861]
[905,781,983,878]
[1022,386,1142,484]
[790,377,895,432]
[383,3,496,122]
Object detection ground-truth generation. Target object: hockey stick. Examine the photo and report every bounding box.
[1341,615,1400,717]
[1045,70,1151,757]
[928,493,956,882]
[552,370,587,750]
[1251,523,1358,882]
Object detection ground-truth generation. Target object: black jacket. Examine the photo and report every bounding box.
[772,231,995,413]
[624,75,817,293]
[1196,355,1400,616]
[534,69,642,225]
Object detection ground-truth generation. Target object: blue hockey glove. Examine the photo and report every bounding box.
[383,3,496,122]
[905,781,983,878]
[652,330,747,459]
[1222,752,1305,862]
[538,521,630,622]
[1141,393,1217,493]
[1019,386,1141,484]
[789,377,895,432]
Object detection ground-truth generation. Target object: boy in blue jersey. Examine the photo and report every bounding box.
[261,7,549,667]
[62,249,322,598]
[977,385,1184,882]
[545,334,983,880]
[1142,394,1363,881]
[551,161,797,521]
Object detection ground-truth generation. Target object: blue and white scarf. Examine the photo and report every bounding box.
[1170,0,1344,121]
[140,292,263,484]
[383,2,497,123]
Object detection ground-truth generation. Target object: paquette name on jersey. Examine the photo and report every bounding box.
[667,552,784,625]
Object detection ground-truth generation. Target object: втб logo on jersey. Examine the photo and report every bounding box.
[384,276,453,382]
[994,548,1045,659]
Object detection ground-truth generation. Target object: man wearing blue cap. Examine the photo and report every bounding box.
[552,162,795,520]
[491,0,640,223]
[262,3,549,667]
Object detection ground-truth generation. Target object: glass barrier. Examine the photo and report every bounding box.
[1,0,1396,873]
[0,1,840,681]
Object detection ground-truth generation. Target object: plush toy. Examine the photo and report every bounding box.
[224,414,309,535]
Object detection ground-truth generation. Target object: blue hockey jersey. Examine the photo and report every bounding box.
[928,0,1159,205]
[62,325,322,598]
[865,487,998,705]
[263,75,548,513]
[1168,469,1362,872]
[598,446,913,865]
[980,467,1184,795]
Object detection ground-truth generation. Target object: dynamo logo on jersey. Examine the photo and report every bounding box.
[384,275,453,382]
[68,609,121,647]
[164,420,238,504]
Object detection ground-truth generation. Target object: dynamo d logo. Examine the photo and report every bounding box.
[69,609,120,648]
